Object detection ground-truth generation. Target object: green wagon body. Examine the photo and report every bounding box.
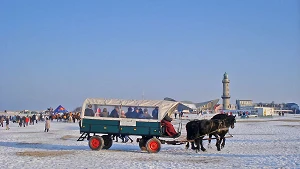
[80,118,162,136]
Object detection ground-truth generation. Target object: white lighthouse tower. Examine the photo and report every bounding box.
[222,72,230,110]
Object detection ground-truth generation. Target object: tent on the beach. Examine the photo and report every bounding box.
[53,105,68,114]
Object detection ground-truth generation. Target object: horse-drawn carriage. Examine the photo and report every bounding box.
[77,98,182,153]
[77,98,236,153]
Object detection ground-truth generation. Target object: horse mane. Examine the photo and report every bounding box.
[211,113,228,120]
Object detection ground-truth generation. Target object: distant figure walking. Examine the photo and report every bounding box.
[45,117,50,132]
[0,116,4,127]
[5,117,10,130]
[19,118,22,127]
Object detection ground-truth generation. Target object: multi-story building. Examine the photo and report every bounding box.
[236,100,254,110]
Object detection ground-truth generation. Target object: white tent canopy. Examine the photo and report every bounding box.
[81,98,180,121]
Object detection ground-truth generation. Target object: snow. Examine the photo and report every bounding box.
[0,114,299,169]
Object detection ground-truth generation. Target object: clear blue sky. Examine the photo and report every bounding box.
[0,0,299,111]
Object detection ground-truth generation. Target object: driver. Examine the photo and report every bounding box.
[161,114,179,137]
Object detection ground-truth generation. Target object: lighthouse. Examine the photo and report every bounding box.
[222,72,230,110]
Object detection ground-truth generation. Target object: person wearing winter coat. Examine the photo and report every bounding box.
[161,114,178,137]
[109,106,120,118]
[84,104,95,117]
[45,117,50,132]
[0,116,4,127]
[100,108,109,117]
[126,107,139,118]
[5,117,10,130]
[152,107,159,119]
[138,108,152,119]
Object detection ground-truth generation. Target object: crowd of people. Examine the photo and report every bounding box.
[1,109,82,133]
[48,112,81,123]
[0,113,51,132]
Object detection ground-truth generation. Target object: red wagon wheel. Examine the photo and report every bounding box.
[89,136,104,150]
[146,138,161,153]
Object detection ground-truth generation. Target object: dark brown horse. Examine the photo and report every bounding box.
[208,114,236,150]
[186,119,224,152]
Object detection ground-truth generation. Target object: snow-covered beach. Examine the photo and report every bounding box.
[1,114,299,169]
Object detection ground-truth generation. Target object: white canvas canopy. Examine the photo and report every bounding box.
[81,98,180,121]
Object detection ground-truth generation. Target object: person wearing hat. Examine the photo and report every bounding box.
[84,104,95,117]
[161,113,179,137]
[138,108,152,119]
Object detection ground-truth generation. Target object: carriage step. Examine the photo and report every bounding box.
[77,133,89,141]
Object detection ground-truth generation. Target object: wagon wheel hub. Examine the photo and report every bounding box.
[91,138,100,148]
[149,141,159,151]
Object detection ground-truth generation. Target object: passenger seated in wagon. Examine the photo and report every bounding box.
[138,108,143,115]
[84,104,95,117]
[120,110,126,118]
[126,107,139,118]
[109,106,119,118]
[152,107,159,119]
[138,108,152,119]
[100,108,109,117]
[161,114,179,137]
[125,107,133,117]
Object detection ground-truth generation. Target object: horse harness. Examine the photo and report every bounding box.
[192,119,230,140]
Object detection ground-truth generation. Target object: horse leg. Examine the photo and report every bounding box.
[200,137,206,152]
[185,142,190,149]
[207,134,212,149]
[214,134,221,151]
[195,138,201,153]
[219,131,227,148]
[221,137,226,149]
[191,142,196,150]
[189,139,197,152]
